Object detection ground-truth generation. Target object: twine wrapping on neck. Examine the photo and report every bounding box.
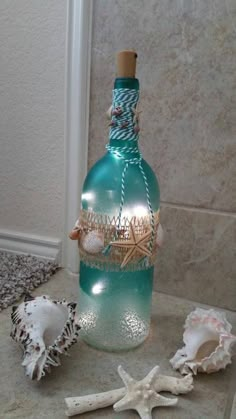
[106,87,157,257]
[109,88,139,142]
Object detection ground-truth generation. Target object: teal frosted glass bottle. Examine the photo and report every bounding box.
[77,51,160,351]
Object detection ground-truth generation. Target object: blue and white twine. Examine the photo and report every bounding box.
[107,87,155,250]
[109,88,139,142]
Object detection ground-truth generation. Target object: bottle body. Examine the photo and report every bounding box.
[77,77,160,351]
[79,263,153,351]
[78,152,160,351]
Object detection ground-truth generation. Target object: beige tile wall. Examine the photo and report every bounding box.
[88,0,236,310]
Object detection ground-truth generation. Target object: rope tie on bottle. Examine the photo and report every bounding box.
[70,87,160,271]
[105,144,142,164]
[118,162,128,227]
[138,163,155,252]
[107,88,156,253]
[109,88,139,142]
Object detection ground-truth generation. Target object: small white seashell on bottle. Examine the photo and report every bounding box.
[170,307,236,375]
[80,230,104,254]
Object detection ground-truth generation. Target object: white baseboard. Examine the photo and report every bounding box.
[0,229,62,263]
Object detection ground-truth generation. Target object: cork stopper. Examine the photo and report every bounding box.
[116,50,137,78]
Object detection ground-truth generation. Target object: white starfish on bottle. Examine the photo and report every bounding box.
[110,222,152,268]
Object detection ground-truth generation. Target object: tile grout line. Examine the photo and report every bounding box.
[223,386,236,419]
[161,201,236,218]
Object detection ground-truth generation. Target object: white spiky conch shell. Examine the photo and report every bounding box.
[11,294,80,380]
[170,308,236,375]
[81,230,104,254]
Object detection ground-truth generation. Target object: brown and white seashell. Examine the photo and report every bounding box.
[69,229,81,240]
[11,294,80,380]
[156,223,164,248]
[69,218,82,240]
[81,230,104,254]
[170,307,236,375]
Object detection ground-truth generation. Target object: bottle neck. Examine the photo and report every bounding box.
[108,78,140,157]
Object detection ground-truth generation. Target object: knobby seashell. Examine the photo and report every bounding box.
[170,307,236,375]
[111,106,123,116]
[81,230,104,254]
[11,295,80,380]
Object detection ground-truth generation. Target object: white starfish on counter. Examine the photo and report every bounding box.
[113,365,178,419]
[65,365,193,417]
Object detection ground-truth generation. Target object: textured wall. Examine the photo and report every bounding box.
[89,0,236,309]
[0,0,66,238]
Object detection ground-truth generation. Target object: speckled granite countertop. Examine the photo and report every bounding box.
[0,270,235,419]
